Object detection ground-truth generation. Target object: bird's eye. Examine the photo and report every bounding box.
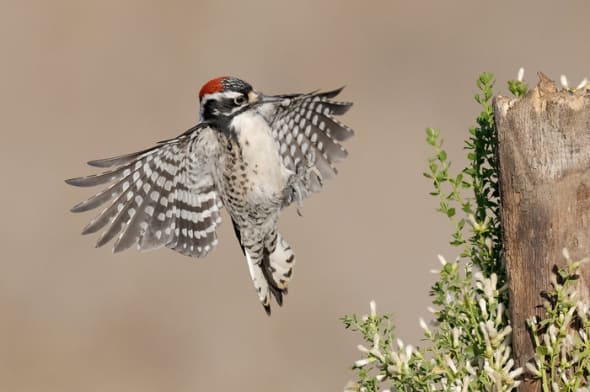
[233,96,247,106]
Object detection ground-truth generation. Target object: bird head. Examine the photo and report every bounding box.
[198,76,281,130]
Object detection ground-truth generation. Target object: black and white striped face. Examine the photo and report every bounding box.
[199,78,258,131]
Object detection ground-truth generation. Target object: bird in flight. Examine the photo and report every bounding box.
[66,76,354,314]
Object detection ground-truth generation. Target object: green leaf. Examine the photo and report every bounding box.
[442,262,454,274]
[429,161,438,173]
[446,207,456,218]
[536,345,549,357]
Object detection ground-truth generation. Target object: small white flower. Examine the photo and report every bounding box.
[445,356,458,374]
[396,338,404,350]
[495,302,505,326]
[560,76,588,91]
[525,361,541,376]
[564,304,576,326]
[501,349,514,366]
[419,318,430,334]
[517,67,525,82]
[502,358,515,373]
[548,325,557,344]
[370,347,385,362]
[452,327,461,348]
[543,334,553,355]
[354,358,374,367]
[461,376,473,392]
[480,322,492,353]
[437,254,447,266]
[373,333,380,348]
[474,272,484,291]
[478,298,488,319]
[562,247,571,261]
[485,237,493,253]
[427,306,437,314]
[490,273,497,291]
[445,292,453,304]
[357,344,370,353]
[483,360,496,379]
[497,325,512,343]
[560,75,569,89]
[468,214,478,229]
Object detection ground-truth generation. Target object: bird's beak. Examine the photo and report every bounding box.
[250,91,283,105]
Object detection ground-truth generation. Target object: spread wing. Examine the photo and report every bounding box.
[65,125,223,257]
[269,87,354,197]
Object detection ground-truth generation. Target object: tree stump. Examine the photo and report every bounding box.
[494,72,590,391]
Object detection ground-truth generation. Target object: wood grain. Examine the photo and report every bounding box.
[494,73,590,391]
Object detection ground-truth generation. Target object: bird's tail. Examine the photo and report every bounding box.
[244,231,295,315]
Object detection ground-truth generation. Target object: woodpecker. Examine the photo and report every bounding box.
[66,76,354,314]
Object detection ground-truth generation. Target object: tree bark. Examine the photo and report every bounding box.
[494,73,590,391]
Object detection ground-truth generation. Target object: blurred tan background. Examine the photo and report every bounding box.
[1,0,589,391]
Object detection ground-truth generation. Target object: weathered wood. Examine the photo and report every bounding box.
[494,72,590,391]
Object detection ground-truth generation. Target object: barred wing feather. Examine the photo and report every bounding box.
[66,125,222,257]
[270,88,353,196]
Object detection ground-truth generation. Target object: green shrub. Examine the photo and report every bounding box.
[343,72,590,392]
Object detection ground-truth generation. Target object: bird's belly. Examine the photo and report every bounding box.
[231,112,291,204]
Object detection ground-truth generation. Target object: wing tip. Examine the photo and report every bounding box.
[82,223,101,236]
[95,236,110,248]
[70,202,87,213]
[86,146,156,168]
[87,159,112,168]
[321,85,346,99]
[65,177,85,187]
[65,175,112,188]
[112,243,129,254]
